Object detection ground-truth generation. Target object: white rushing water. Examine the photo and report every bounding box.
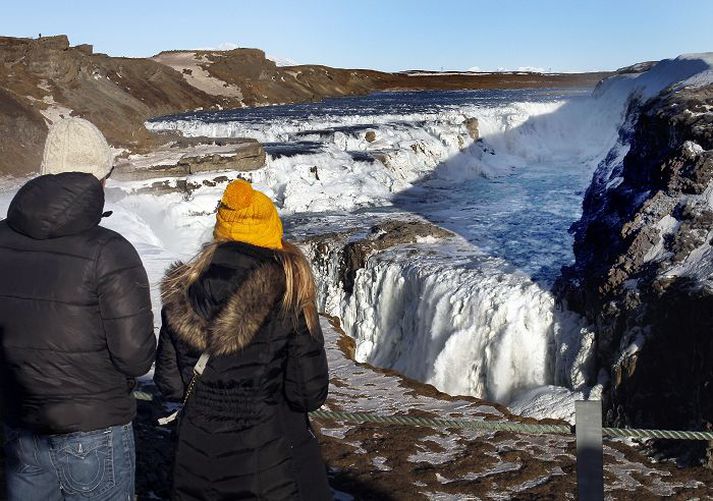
[144,86,629,421]
[3,54,711,422]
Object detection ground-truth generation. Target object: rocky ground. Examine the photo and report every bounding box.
[0,34,610,178]
[133,319,713,499]
[0,221,711,500]
[558,79,713,464]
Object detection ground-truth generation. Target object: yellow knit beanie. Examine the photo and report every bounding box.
[214,179,283,249]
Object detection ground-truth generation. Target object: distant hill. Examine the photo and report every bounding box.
[0,34,610,176]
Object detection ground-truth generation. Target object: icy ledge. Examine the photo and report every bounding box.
[298,218,596,416]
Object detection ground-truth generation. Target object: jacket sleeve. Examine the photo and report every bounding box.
[97,235,156,377]
[153,308,186,402]
[284,312,329,412]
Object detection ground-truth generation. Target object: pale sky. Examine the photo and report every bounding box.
[2,0,713,72]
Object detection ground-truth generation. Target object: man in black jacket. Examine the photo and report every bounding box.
[0,117,156,500]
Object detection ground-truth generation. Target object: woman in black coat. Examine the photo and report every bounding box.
[154,179,331,500]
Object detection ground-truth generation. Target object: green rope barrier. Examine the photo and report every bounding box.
[603,427,713,441]
[308,409,572,435]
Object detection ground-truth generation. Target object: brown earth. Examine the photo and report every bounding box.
[1,34,610,178]
[0,87,46,175]
[157,47,610,107]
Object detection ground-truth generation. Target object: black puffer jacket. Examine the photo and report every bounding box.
[154,241,331,501]
[0,173,155,434]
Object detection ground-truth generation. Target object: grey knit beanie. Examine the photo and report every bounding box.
[41,118,113,180]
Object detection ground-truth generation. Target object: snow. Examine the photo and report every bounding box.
[508,385,603,424]
[39,95,73,125]
[595,53,713,101]
[678,69,713,90]
[152,51,244,101]
[265,53,299,67]
[642,214,679,264]
[341,241,554,403]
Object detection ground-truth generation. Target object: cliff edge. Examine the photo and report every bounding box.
[559,57,713,463]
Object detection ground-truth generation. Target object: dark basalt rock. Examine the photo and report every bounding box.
[557,82,713,465]
[339,220,454,294]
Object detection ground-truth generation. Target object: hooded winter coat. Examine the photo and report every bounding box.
[0,172,156,434]
[154,240,331,501]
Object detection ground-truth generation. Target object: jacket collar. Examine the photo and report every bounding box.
[160,248,285,356]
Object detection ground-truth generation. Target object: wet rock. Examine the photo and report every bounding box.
[464,117,479,140]
[365,130,377,142]
[339,220,454,294]
[112,140,265,181]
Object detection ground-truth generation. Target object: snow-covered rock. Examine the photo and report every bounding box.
[559,54,713,464]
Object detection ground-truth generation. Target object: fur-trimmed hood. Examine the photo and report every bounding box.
[160,249,286,356]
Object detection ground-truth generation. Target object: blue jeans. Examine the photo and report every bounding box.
[3,423,135,501]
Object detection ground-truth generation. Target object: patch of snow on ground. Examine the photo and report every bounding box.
[152,51,244,101]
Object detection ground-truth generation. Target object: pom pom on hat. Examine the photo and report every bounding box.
[219,179,254,210]
[41,117,113,180]
[214,179,283,249]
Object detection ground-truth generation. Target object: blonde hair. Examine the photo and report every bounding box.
[276,240,320,336]
[162,239,319,336]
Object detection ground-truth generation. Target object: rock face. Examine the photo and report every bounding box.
[558,83,713,462]
[111,139,265,182]
[464,117,479,141]
[0,87,47,175]
[0,36,229,175]
[338,220,454,294]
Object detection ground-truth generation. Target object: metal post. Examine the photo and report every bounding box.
[576,400,604,501]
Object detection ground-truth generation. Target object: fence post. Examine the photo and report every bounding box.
[576,400,604,501]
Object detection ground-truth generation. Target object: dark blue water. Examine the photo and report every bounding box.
[393,163,592,285]
[152,88,590,123]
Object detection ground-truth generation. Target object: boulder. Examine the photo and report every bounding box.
[340,220,454,294]
[464,117,479,141]
[181,140,265,174]
[111,163,189,182]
